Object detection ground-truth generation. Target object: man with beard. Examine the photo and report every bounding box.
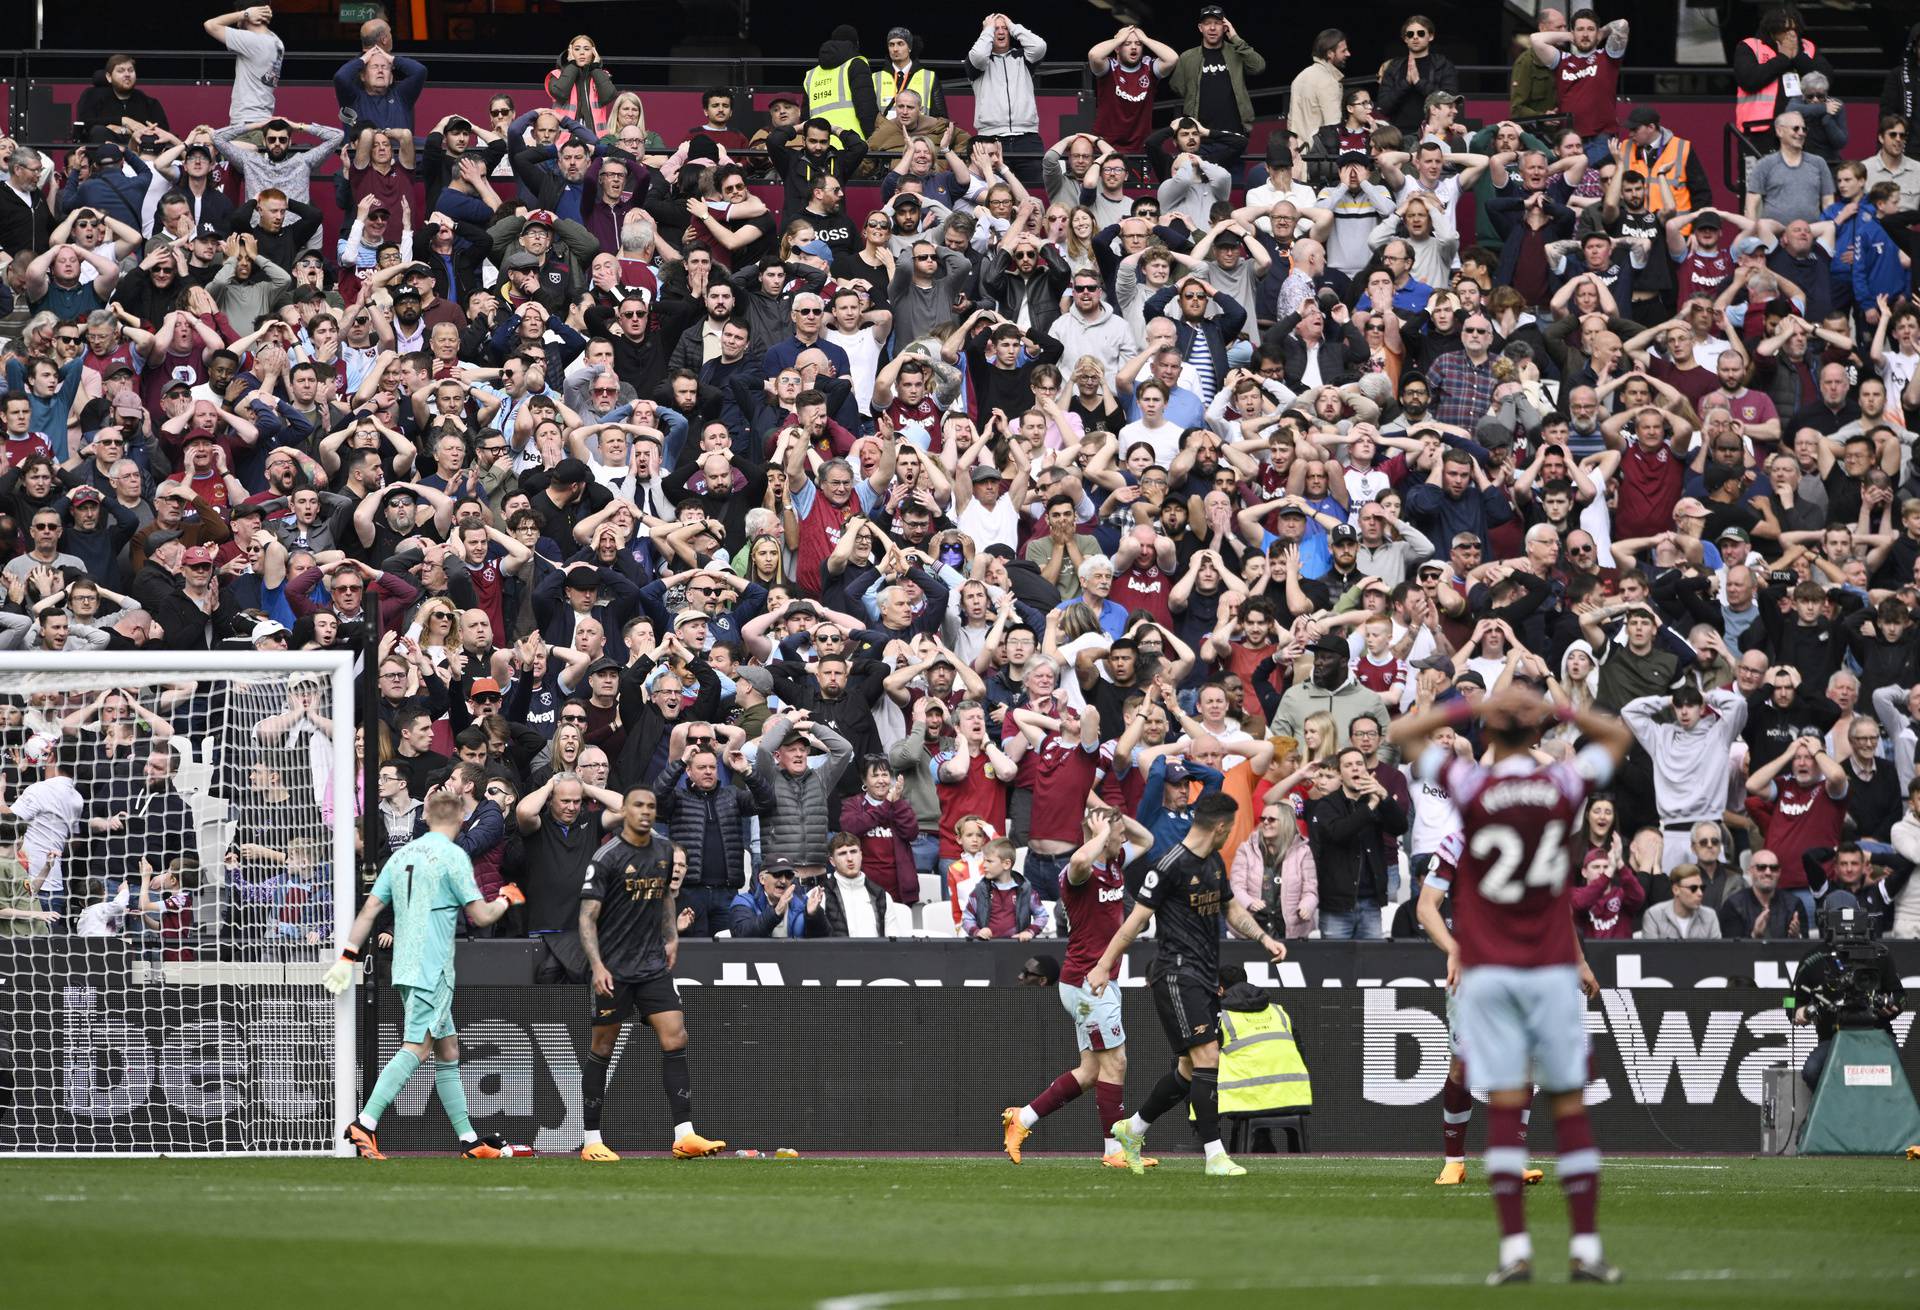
[212,115,343,205]
[351,482,455,559]
[86,748,196,886]
[1287,29,1349,153]
[1273,632,1391,747]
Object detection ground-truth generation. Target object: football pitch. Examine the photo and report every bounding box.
[4,1155,1915,1308]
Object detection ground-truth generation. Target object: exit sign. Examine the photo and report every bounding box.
[339,2,380,23]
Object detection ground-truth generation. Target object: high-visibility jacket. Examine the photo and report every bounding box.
[1216,1000,1313,1115]
[1625,131,1696,214]
[1735,36,1818,135]
[873,64,939,116]
[806,61,864,136]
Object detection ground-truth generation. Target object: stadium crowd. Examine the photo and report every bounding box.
[4,3,1920,950]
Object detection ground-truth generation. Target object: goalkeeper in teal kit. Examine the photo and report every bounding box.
[323,791,523,1159]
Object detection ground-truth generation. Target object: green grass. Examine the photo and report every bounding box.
[3,1156,1916,1308]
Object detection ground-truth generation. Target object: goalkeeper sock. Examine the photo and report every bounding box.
[361,1049,421,1129]
[583,1050,610,1133]
[1190,1068,1221,1157]
[434,1060,476,1143]
[662,1049,693,1128]
[1135,1067,1191,1129]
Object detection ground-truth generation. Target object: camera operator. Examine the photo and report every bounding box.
[1789,892,1906,1090]
[1800,843,1913,937]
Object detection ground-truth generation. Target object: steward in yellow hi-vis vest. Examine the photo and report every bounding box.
[1215,979,1312,1115]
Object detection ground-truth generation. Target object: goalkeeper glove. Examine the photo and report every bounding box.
[499,883,526,907]
[322,946,361,996]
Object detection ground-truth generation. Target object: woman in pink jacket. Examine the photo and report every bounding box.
[1230,792,1319,938]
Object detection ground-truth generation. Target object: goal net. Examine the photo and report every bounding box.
[0,651,357,1156]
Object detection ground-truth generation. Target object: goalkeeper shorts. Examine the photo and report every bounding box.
[399,979,457,1043]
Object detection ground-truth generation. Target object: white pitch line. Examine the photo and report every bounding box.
[815,1270,1770,1310]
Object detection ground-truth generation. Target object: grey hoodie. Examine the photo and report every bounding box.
[966,24,1047,137]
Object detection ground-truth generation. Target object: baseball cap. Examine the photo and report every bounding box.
[1424,90,1464,107]
[1732,235,1769,259]
[444,116,474,134]
[1310,633,1351,657]
[1199,5,1226,17]
[67,486,103,506]
[523,209,557,230]
[761,855,799,877]
[181,545,216,566]
[194,220,222,241]
[111,392,144,415]
[183,143,214,160]
[1330,523,1359,544]
[1454,670,1487,689]
[1625,106,1661,129]
[1335,149,1371,169]
[1417,560,1447,577]
[1692,210,1723,230]
[391,284,422,301]
[367,205,390,219]
[735,666,774,695]
[468,676,502,696]
[1672,497,1710,520]
[163,378,193,395]
[250,619,288,642]
[1161,760,1190,784]
[551,457,591,485]
[796,239,834,261]
[1276,500,1307,517]
[1474,417,1515,449]
[1718,526,1751,544]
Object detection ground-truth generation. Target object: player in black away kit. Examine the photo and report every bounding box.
[577,786,726,1162]
[1087,792,1287,1175]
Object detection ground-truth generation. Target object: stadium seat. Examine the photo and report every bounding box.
[917,873,943,903]
[1223,1112,1311,1154]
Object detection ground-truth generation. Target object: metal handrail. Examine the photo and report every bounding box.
[1723,120,1765,205]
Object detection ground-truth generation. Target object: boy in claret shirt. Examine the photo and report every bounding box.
[1352,614,1408,711]
[961,837,1050,941]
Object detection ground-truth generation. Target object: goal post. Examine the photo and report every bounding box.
[0,650,358,1157]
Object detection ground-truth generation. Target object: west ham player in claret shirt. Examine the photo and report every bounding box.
[1002,806,1158,1169]
[1087,791,1286,1177]
[1390,687,1633,1285]
[577,786,727,1163]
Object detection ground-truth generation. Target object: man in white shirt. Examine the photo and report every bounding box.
[0,744,84,915]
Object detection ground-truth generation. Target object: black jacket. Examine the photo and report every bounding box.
[0,183,53,260]
[73,80,171,144]
[1376,52,1460,136]
[1260,317,1368,391]
[653,760,775,891]
[1306,789,1408,913]
[230,199,324,275]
